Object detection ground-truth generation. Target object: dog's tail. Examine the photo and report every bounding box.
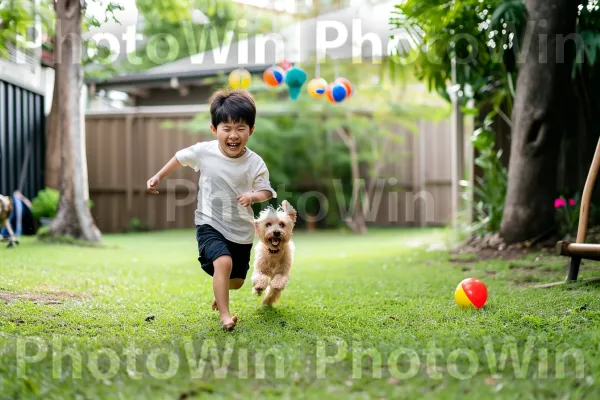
[262,286,282,305]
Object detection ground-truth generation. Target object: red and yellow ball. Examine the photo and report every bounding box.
[455,278,487,309]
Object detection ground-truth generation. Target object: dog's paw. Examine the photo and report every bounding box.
[7,240,17,248]
[252,287,264,296]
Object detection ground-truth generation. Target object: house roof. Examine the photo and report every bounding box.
[87,1,418,93]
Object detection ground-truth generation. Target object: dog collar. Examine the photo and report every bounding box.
[268,248,280,254]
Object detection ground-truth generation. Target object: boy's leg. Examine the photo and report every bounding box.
[211,279,245,310]
[213,255,238,330]
[229,279,245,289]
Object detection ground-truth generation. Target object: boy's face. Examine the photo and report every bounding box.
[211,121,254,158]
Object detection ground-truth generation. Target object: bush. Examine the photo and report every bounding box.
[31,188,60,220]
[470,114,508,237]
[31,188,95,221]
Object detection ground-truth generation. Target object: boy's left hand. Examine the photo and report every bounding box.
[237,193,255,207]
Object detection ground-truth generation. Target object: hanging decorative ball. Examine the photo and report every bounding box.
[229,68,251,89]
[334,77,354,98]
[278,59,293,71]
[326,82,348,103]
[284,66,307,100]
[263,66,286,87]
[307,78,328,98]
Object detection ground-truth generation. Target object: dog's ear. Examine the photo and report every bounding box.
[281,200,297,225]
[254,220,260,234]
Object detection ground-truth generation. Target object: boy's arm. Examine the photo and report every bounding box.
[147,156,182,194]
[237,190,272,208]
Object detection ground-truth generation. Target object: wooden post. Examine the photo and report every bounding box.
[125,114,134,222]
[450,57,464,230]
[411,123,424,226]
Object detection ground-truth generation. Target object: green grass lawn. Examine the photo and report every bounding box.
[2,228,600,399]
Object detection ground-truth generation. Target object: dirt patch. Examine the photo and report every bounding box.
[0,290,90,305]
[452,233,554,261]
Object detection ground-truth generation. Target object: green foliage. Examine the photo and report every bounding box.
[469,114,508,236]
[0,0,125,78]
[31,188,94,221]
[391,0,600,237]
[120,0,237,72]
[30,188,60,220]
[0,0,54,59]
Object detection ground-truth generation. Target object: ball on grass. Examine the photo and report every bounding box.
[455,278,487,309]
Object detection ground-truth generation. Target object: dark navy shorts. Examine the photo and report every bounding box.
[195,224,253,280]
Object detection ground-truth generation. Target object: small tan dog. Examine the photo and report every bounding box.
[252,200,296,305]
[0,195,18,248]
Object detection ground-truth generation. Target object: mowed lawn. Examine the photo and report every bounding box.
[2,228,600,399]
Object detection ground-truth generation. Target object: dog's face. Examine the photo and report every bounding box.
[255,200,296,250]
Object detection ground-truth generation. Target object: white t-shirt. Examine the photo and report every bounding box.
[175,140,277,244]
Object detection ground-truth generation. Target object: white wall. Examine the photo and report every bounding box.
[40,66,55,115]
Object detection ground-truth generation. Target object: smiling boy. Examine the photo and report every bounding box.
[147,89,276,330]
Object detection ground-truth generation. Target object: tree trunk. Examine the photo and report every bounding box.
[45,69,61,190]
[336,127,368,234]
[499,0,577,243]
[347,133,368,234]
[48,0,102,242]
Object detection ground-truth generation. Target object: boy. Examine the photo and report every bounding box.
[147,89,276,330]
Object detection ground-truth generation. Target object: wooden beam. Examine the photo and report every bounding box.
[557,241,600,260]
[178,86,190,97]
[128,87,150,98]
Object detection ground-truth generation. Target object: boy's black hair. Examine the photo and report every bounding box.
[208,89,256,128]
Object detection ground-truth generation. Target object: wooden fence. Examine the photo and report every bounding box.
[85,106,454,233]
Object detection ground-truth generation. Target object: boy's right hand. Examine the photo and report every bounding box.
[147,176,160,194]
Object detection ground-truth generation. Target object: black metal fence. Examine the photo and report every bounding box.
[0,78,45,200]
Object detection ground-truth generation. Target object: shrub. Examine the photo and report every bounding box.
[31,188,94,221]
[31,188,60,220]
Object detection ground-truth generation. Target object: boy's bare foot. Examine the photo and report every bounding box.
[211,298,218,311]
[221,315,238,330]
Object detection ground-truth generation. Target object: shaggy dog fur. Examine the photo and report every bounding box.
[251,200,296,305]
[0,195,18,248]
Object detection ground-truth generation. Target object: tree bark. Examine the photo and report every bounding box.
[48,0,102,242]
[499,0,577,243]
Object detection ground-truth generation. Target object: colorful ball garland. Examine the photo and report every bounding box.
[231,64,353,104]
